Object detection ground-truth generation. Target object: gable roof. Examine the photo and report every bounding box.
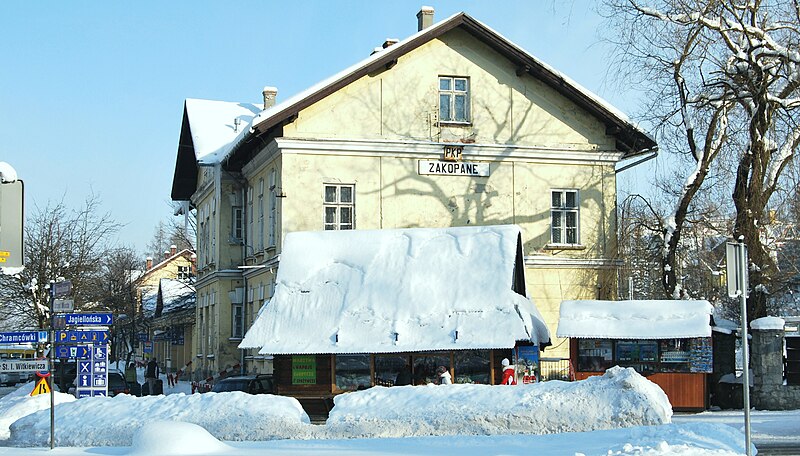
[240,225,551,355]
[172,11,656,200]
[556,300,714,339]
[224,12,655,169]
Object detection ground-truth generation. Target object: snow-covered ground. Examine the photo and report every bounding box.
[0,366,783,455]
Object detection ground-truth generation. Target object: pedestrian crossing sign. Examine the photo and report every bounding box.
[30,377,51,396]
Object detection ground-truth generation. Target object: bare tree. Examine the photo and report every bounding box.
[101,246,142,363]
[0,195,122,329]
[605,0,800,322]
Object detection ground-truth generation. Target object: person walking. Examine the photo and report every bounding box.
[500,358,516,385]
[145,357,160,395]
[437,366,452,385]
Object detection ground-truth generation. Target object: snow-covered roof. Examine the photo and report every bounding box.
[141,279,195,319]
[184,99,261,164]
[557,300,713,339]
[240,225,550,354]
[157,279,196,315]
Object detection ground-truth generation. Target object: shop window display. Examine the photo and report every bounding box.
[453,350,490,384]
[335,354,371,391]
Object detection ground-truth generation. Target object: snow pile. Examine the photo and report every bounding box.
[751,316,785,330]
[128,421,233,456]
[325,366,672,438]
[558,300,713,339]
[0,381,76,439]
[7,392,309,447]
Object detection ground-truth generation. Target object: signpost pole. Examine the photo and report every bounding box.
[727,240,752,456]
[48,282,55,450]
[737,241,752,456]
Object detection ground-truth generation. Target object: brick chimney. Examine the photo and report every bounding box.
[417,6,434,31]
[164,250,170,260]
[190,253,197,276]
[146,256,153,271]
[170,244,177,256]
[263,86,278,110]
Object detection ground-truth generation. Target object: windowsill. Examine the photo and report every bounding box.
[206,354,215,359]
[228,337,243,342]
[544,244,586,251]
[438,121,472,127]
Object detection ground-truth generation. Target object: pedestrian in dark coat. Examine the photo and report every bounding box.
[145,357,160,395]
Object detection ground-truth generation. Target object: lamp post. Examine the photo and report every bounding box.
[726,239,752,456]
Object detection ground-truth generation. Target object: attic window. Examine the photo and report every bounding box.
[439,76,470,123]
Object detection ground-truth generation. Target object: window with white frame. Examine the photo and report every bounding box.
[231,303,243,338]
[258,179,265,251]
[324,184,354,230]
[231,206,243,241]
[177,265,191,281]
[268,169,277,247]
[551,189,579,245]
[439,76,470,123]
[247,185,254,253]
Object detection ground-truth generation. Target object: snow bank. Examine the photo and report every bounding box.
[0,381,76,440]
[8,392,310,447]
[325,366,672,438]
[128,421,233,456]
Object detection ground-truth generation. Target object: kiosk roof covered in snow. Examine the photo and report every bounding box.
[241,225,550,354]
[556,300,714,340]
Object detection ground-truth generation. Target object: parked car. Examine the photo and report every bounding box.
[0,372,20,386]
[211,375,274,394]
[108,371,141,397]
[52,361,77,392]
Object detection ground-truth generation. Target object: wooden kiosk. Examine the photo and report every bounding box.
[557,300,714,411]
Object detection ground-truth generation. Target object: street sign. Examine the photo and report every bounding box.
[64,313,113,326]
[726,242,749,298]
[0,359,48,373]
[143,341,153,354]
[52,299,74,313]
[0,179,24,269]
[30,377,51,396]
[137,332,149,342]
[51,280,72,298]
[74,343,108,398]
[0,331,48,344]
[55,330,109,344]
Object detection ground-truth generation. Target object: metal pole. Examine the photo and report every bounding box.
[48,282,55,450]
[738,241,752,456]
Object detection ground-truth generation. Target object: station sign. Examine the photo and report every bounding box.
[63,313,113,326]
[0,359,48,373]
[0,331,48,344]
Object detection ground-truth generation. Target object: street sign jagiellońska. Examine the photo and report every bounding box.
[63,313,113,326]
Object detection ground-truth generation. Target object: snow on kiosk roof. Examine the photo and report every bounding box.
[240,225,551,355]
[557,300,713,340]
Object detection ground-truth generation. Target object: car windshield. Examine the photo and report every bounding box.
[108,374,126,389]
[212,379,249,392]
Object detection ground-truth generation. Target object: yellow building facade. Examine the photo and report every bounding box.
[172,10,655,378]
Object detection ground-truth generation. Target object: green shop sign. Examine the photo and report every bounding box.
[292,355,317,385]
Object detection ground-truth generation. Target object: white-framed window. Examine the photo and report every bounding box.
[551,189,580,245]
[258,178,264,251]
[177,265,191,281]
[268,169,277,247]
[231,206,243,241]
[231,303,244,339]
[324,184,354,230]
[439,76,470,123]
[247,185,254,253]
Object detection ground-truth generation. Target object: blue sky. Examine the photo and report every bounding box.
[0,1,655,253]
